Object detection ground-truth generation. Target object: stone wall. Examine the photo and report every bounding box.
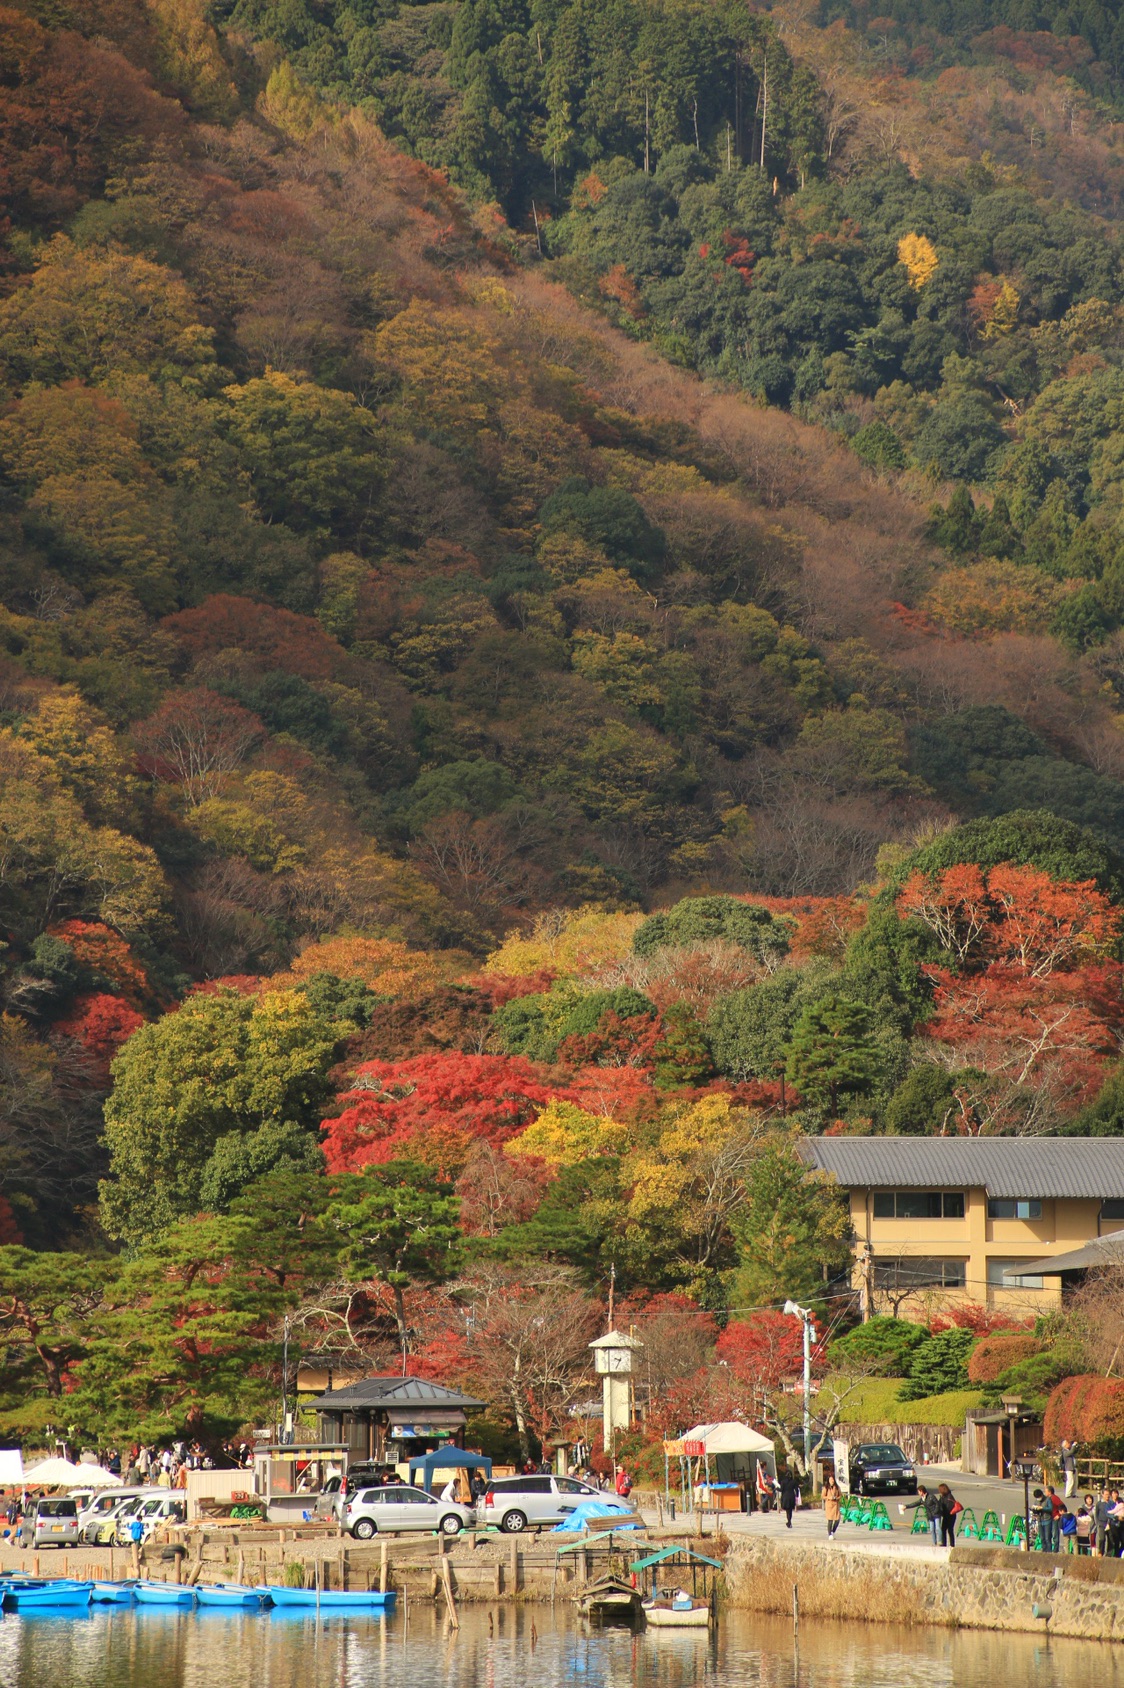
[724,1538,1124,1642]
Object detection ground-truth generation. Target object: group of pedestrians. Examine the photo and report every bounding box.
[1034,1485,1124,1554]
[122,1440,216,1489]
[905,1482,961,1546]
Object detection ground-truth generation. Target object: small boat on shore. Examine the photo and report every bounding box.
[196,1583,271,1610]
[642,1588,712,1629]
[3,1580,92,1610]
[134,1581,195,1607]
[261,1586,395,1610]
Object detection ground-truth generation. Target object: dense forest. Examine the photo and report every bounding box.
[4,0,1124,1453]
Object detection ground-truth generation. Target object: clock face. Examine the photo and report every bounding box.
[607,1350,631,1373]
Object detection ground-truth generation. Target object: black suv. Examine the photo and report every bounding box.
[848,1443,917,1496]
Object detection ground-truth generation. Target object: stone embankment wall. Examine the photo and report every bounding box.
[724,1539,1124,1642]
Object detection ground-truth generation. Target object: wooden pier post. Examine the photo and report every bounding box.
[379,1539,388,1593]
[509,1539,520,1595]
[440,1555,459,1629]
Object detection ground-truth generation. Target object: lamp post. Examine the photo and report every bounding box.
[1013,1457,1036,1552]
[784,1300,816,1486]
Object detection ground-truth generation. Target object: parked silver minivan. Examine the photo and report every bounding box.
[80,1488,165,1544]
[478,1475,626,1533]
[33,1497,80,1548]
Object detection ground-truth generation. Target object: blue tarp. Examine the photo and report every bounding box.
[407,1448,493,1494]
[550,1499,638,1533]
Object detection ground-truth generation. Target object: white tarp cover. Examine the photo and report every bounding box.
[679,1421,775,1455]
[0,1450,22,1485]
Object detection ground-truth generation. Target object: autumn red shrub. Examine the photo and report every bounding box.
[929,1304,1030,1336]
[967,1332,1044,1384]
[1045,1375,1124,1446]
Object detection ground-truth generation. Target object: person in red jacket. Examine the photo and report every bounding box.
[615,1466,632,1499]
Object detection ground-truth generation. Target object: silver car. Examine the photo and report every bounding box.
[33,1497,80,1548]
[478,1475,624,1534]
[344,1484,473,1538]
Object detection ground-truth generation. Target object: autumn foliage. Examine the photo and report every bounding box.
[322,1052,569,1174]
[1044,1375,1124,1447]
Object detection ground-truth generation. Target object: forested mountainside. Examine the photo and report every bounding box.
[6,0,1124,1445]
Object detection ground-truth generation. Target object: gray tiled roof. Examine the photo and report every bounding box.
[1018,1228,1124,1276]
[798,1136,1124,1199]
[308,1375,485,1413]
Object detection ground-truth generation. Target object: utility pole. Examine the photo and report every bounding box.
[644,88,650,174]
[608,1261,616,1329]
[784,1300,817,1491]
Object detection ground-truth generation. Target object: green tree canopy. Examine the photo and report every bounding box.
[100,987,344,1242]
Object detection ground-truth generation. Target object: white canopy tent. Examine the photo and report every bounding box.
[665,1421,777,1515]
[23,1457,81,1486]
[0,1451,22,1486]
[680,1421,775,1456]
[72,1463,122,1488]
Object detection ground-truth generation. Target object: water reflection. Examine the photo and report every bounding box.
[7,1603,1124,1688]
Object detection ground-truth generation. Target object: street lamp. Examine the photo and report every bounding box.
[784,1301,816,1484]
[1012,1457,1037,1552]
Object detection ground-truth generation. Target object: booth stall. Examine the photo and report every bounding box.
[665,1421,777,1515]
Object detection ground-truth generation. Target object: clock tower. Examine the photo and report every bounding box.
[589,1330,643,1454]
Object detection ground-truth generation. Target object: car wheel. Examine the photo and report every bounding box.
[500,1510,527,1534]
[351,1518,376,1540]
[440,1514,462,1536]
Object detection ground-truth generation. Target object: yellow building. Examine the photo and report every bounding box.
[798,1137,1124,1319]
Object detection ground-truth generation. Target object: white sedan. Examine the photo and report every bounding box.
[344,1484,474,1538]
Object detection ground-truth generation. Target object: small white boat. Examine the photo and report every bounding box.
[642,1589,712,1628]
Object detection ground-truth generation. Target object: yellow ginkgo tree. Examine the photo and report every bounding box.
[898,232,939,289]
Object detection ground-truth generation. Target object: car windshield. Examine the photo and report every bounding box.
[38,1500,77,1517]
[859,1445,907,1462]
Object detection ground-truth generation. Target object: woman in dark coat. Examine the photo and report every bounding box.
[937,1482,959,1547]
[776,1468,800,1528]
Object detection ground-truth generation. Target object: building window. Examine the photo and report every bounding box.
[872,1191,965,1220]
[987,1259,1044,1291]
[873,1257,966,1290]
[987,1199,1043,1220]
[1101,1200,1124,1221]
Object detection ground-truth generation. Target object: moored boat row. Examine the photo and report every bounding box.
[0,1573,395,1613]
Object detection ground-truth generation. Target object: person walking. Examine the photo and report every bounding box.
[776,1467,800,1529]
[823,1474,842,1539]
[615,1465,633,1500]
[906,1485,942,1546]
[937,1483,959,1548]
[1060,1440,1077,1498]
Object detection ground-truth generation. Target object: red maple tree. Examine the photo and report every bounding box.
[322,1051,569,1175]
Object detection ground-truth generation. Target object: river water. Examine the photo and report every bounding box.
[6,1604,1124,1688]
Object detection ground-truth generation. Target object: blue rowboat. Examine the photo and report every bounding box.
[261,1586,395,1610]
[195,1583,270,1610]
[91,1581,138,1603]
[134,1581,195,1607]
[3,1580,92,1610]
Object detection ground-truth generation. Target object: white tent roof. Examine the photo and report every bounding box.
[72,1463,122,1488]
[23,1457,81,1486]
[680,1421,775,1455]
[0,1450,22,1485]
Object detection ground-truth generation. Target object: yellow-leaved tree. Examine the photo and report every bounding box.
[624,1095,766,1285]
[507,1099,631,1166]
[897,232,939,290]
[484,905,643,979]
